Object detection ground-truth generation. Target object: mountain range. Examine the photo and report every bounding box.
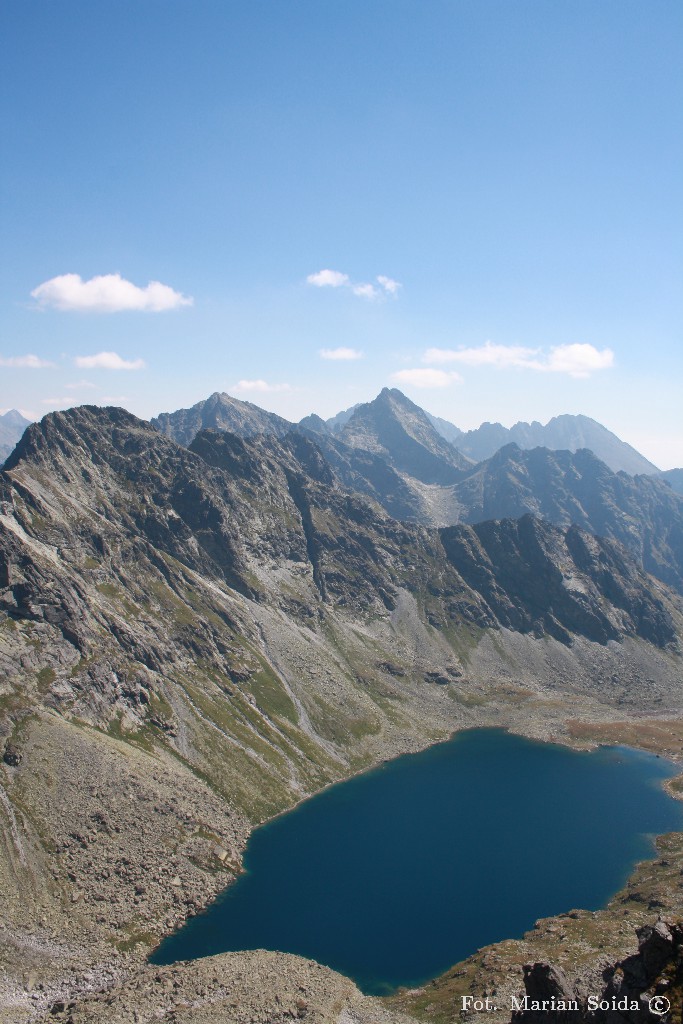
[4,393,679,491]
[152,388,683,593]
[1,396,683,1022]
[302,395,660,476]
[430,412,661,475]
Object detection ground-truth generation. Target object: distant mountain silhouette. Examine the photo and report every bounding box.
[0,408,32,466]
[427,411,659,475]
[660,469,683,496]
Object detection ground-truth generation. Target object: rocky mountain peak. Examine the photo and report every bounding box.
[0,408,33,466]
[3,405,145,473]
[339,387,471,484]
[0,408,31,430]
[151,391,293,447]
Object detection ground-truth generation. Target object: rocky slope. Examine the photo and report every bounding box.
[300,432,683,597]
[336,388,472,483]
[151,391,293,446]
[1,406,683,1022]
[167,393,683,596]
[449,444,683,594]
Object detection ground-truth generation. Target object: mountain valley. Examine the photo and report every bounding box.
[1,398,682,1023]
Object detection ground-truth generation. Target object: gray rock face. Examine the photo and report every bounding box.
[450,445,683,594]
[151,391,293,446]
[425,410,464,445]
[147,394,683,596]
[512,919,683,1023]
[513,962,580,1022]
[1,408,678,676]
[0,409,31,448]
[325,402,360,433]
[338,387,471,483]
[441,515,677,647]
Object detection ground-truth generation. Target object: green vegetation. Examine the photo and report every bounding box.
[103,712,156,754]
[115,928,158,953]
[247,656,298,724]
[36,666,56,693]
[441,622,485,667]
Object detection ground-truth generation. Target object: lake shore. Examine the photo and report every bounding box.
[3,628,683,1023]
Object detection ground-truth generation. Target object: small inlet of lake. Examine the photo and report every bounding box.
[150,728,683,995]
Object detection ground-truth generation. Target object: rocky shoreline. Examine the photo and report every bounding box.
[3,697,683,1024]
[2,407,683,1022]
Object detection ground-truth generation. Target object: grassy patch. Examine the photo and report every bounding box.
[247,657,298,724]
[308,696,380,746]
[447,689,488,707]
[567,718,683,759]
[148,578,198,627]
[441,623,485,667]
[36,666,56,693]
[115,928,157,953]
[104,712,156,753]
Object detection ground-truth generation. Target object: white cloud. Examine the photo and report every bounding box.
[424,342,539,368]
[544,343,615,378]
[65,379,97,390]
[232,379,291,394]
[319,347,364,360]
[0,353,54,368]
[307,269,401,301]
[31,273,193,313]
[377,275,401,295]
[352,283,378,299]
[390,368,463,389]
[306,269,350,288]
[423,341,614,378]
[75,351,146,370]
[41,397,74,407]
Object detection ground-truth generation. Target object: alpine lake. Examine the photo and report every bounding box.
[150,728,683,995]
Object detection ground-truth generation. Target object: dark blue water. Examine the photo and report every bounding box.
[151,728,683,994]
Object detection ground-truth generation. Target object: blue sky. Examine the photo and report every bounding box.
[1,1,681,467]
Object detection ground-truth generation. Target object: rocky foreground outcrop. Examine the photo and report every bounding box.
[1,406,682,1022]
[511,919,683,1023]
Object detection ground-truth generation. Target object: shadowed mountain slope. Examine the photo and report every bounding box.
[147,392,682,594]
[450,444,683,593]
[2,408,678,685]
